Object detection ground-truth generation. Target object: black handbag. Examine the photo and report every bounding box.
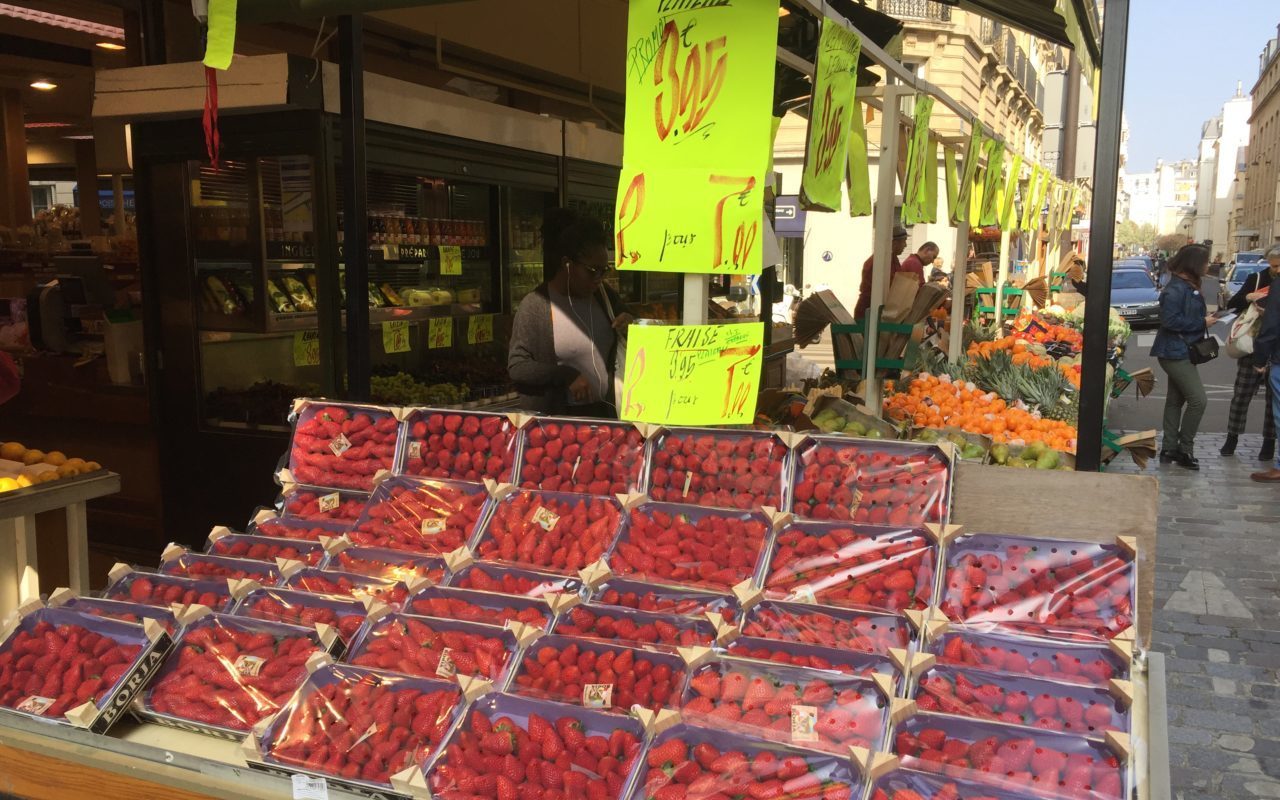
[1189,336,1219,365]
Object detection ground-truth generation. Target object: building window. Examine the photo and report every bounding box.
[30,185,53,214]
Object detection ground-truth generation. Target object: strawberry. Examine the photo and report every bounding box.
[349,479,487,555]
[646,432,786,510]
[401,411,516,483]
[511,640,683,714]
[349,616,509,681]
[646,739,687,768]
[476,492,622,575]
[290,404,399,490]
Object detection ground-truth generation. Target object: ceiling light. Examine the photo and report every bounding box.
[64,135,94,140]
[30,81,57,91]
[24,121,73,128]
[96,42,125,51]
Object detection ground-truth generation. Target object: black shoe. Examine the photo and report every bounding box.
[1261,439,1276,462]
[1173,451,1200,470]
[1159,450,1179,464]
[1221,434,1238,456]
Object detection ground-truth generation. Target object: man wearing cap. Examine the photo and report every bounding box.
[854,225,911,319]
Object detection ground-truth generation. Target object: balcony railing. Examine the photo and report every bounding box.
[876,0,952,22]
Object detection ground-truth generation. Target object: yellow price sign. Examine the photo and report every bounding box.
[614,0,778,275]
[618,322,763,426]
[382,320,411,354]
[292,330,320,367]
[439,245,463,276]
[467,314,494,345]
[800,20,861,212]
[428,316,453,349]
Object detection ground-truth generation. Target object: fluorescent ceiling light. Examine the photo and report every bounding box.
[96,42,126,51]
[30,81,58,91]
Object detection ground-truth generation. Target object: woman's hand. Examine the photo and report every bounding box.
[612,312,635,332]
[1205,315,1217,329]
[568,374,594,403]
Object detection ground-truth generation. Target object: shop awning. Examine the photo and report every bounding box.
[936,0,1101,74]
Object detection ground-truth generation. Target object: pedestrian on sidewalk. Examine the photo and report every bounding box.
[1152,244,1216,470]
[1250,277,1280,483]
[1222,245,1279,461]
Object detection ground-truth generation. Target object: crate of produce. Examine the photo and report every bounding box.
[609,502,774,592]
[0,601,172,733]
[644,427,791,511]
[446,563,584,598]
[515,417,648,495]
[761,520,937,612]
[232,585,367,644]
[47,590,179,635]
[425,692,644,799]
[509,635,686,714]
[322,541,448,584]
[407,585,554,631]
[158,545,282,585]
[244,661,464,798]
[471,487,623,576]
[869,766,1072,800]
[205,527,325,566]
[399,409,522,483]
[101,564,234,612]
[590,578,739,625]
[135,610,340,740]
[344,476,490,555]
[926,626,1131,687]
[346,610,519,687]
[890,711,1128,800]
[725,636,902,689]
[249,511,355,542]
[282,399,402,491]
[939,534,1136,641]
[551,602,722,650]
[740,599,914,656]
[268,486,369,527]
[680,655,889,754]
[788,435,952,525]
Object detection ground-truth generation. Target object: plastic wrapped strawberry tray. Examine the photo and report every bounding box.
[281,566,410,607]
[515,417,648,496]
[159,549,282,585]
[247,663,466,798]
[205,531,325,566]
[761,520,936,612]
[250,510,357,540]
[0,605,172,734]
[725,635,902,687]
[590,577,738,626]
[232,585,367,645]
[284,400,401,491]
[928,628,1130,687]
[740,599,914,656]
[510,634,687,715]
[870,766,1065,800]
[322,545,447,584]
[50,594,179,635]
[789,436,952,525]
[347,612,519,688]
[471,488,624,575]
[102,568,234,612]
[446,563,584,599]
[940,534,1136,641]
[643,428,791,511]
[408,585,554,631]
[399,408,521,483]
[552,601,718,651]
[345,476,491,555]
[271,485,370,527]
[608,501,773,592]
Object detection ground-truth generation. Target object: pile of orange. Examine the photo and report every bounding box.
[884,373,1077,452]
[1060,362,1081,389]
[1011,321,1083,351]
[967,337,1053,369]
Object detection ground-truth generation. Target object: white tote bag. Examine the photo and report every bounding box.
[1226,300,1263,358]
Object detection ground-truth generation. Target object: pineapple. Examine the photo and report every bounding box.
[1019,364,1075,421]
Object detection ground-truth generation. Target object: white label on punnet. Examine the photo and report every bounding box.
[292,774,329,800]
[329,433,352,456]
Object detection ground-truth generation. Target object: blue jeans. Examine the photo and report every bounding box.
[1272,365,1280,468]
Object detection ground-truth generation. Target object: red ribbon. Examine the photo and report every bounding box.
[203,66,221,170]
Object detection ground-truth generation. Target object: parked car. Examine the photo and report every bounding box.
[1110,266,1161,327]
[1117,255,1155,277]
[1218,252,1267,309]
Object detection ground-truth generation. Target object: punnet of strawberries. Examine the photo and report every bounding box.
[610,505,770,591]
[208,533,324,566]
[348,614,512,682]
[474,490,622,575]
[261,665,462,787]
[517,419,647,495]
[236,587,366,643]
[646,430,789,510]
[511,637,685,714]
[143,614,328,732]
[740,602,911,655]
[681,660,886,753]
[326,547,446,584]
[448,565,582,599]
[763,522,935,612]
[409,587,551,630]
[253,516,349,541]
[592,579,738,624]
[283,567,409,607]
[289,403,400,491]
[160,551,281,584]
[892,718,1125,798]
[939,535,1135,639]
[427,698,644,800]
[870,768,1050,800]
[348,477,488,555]
[637,726,862,800]
[59,597,179,635]
[278,489,367,524]
[402,410,518,483]
[914,666,1126,736]
[0,612,148,720]
[791,439,950,525]
[553,603,715,649]
[105,571,232,611]
[726,636,899,682]
[931,631,1125,687]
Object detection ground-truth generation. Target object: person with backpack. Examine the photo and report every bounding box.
[1221,245,1279,461]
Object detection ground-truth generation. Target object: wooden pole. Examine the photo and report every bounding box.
[864,85,907,411]
[949,219,969,358]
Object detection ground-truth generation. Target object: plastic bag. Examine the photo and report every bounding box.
[275,485,370,525]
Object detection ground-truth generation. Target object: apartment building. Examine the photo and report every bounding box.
[1241,27,1280,249]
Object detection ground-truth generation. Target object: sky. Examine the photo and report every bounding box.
[1122,0,1279,171]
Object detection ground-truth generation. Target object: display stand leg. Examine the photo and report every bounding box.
[0,514,39,618]
[995,228,1011,327]
[949,219,969,359]
[65,502,90,594]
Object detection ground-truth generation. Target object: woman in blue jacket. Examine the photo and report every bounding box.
[1151,244,1217,470]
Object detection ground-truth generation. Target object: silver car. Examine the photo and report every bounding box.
[1110,267,1161,327]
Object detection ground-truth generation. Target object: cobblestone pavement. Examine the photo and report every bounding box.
[1107,431,1280,799]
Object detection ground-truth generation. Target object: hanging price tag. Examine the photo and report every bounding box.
[467,314,494,344]
[428,317,453,349]
[382,320,411,354]
[292,330,320,367]
[439,245,463,276]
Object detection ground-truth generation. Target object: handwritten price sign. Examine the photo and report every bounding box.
[619,322,763,425]
[382,320,411,354]
[439,245,463,276]
[614,0,778,275]
[428,316,453,349]
[800,20,861,212]
[292,330,320,367]
[467,314,494,345]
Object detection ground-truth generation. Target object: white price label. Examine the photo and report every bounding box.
[787,585,817,604]
[329,433,352,456]
[421,517,448,536]
[317,492,340,512]
[233,655,266,677]
[531,506,560,531]
[682,472,693,498]
[292,773,329,800]
[408,440,423,460]
[16,695,54,715]
[790,705,819,742]
[436,647,457,678]
[582,683,613,709]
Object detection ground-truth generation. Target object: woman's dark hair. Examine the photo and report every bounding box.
[542,208,610,278]
[1168,243,1210,287]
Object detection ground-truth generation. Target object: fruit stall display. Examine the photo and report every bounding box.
[0,440,105,493]
[0,399,1152,800]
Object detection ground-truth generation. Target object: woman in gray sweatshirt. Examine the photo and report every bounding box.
[508,209,632,416]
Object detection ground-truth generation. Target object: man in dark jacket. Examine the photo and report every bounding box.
[1221,246,1279,459]
[1250,288,1280,482]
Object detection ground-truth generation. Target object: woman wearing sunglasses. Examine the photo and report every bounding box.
[508,208,633,417]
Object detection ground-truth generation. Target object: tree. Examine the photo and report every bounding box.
[1114,220,1158,253]
[1154,233,1188,254]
